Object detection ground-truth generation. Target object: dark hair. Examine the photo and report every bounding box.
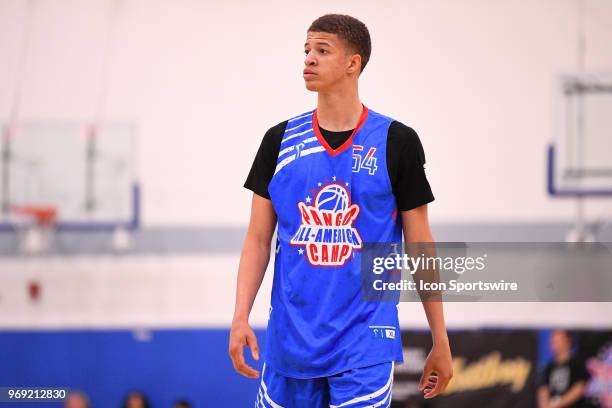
[308,14,371,72]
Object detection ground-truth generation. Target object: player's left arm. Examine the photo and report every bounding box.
[401,205,453,399]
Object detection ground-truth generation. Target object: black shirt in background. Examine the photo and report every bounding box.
[540,358,590,408]
[244,120,435,212]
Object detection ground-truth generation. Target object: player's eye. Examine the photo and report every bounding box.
[304,49,310,56]
[319,48,327,54]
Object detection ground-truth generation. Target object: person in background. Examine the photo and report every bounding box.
[172,400,192,408]
[64,391,91,408]
[121,390,150,408]
[538,329,590,408]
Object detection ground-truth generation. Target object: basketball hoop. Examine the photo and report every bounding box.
[11,205,58,254]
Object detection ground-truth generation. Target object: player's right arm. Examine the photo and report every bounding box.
[229,193,277,379]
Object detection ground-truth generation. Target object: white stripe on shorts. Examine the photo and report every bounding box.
[329,362,394,408]
[260,364,285,408]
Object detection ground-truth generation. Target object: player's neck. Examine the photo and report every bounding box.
[316,85,362,132]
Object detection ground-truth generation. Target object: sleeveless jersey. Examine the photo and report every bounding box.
[266,105,404,378]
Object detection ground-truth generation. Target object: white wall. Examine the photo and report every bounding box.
[1,255,610,329]
[1,0,611,226]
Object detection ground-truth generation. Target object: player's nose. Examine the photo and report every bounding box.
[304,51,316,66]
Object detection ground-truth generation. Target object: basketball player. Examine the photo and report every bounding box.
[229,14,453,407]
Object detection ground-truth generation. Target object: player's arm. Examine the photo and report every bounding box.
[538,384,551,408]
[551,381,586,408]
[229,193,277,379]
[401,205,453,399]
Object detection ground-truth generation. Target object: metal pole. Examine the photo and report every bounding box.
[3,0,37,215]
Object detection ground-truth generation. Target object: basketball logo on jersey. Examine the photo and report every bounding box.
[290,182,363,266]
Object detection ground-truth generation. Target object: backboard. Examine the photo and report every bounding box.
[548,72,612,197]
[0,121,139,231]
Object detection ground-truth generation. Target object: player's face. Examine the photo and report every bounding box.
[550,330,571,355]
[303,31,359,92]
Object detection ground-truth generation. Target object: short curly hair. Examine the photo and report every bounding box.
[308,14,371,72]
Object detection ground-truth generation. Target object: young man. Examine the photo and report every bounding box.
[538,330,589,408]
[229,14,453,407]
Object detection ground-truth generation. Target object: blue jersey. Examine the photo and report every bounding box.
[266,106,404,378]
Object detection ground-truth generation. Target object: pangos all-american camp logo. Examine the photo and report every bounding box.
[290,181,362,266]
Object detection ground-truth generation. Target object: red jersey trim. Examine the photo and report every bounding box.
[312,105,369,157]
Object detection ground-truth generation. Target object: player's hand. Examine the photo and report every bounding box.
[229,319,260,379]
[418,338,453,399]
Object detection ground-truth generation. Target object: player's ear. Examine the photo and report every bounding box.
[347,54,362,75]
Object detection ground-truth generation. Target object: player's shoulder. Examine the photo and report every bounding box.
[366,107,394,121]
[256,120,287,160]
[261,109,316,153]
[286,108,315,124]
[365,109,418,141]
[265,120,289,140]
[387,119,422,149]
[265,109,315,139]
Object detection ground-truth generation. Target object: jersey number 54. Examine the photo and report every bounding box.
[352,145,378,175]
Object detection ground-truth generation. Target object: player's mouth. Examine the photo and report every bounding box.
[303,69,318,80]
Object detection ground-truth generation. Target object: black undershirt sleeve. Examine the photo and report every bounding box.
[243,120,287,199]
[387,121,435,211]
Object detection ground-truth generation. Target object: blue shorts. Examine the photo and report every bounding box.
[255,361,394,408]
